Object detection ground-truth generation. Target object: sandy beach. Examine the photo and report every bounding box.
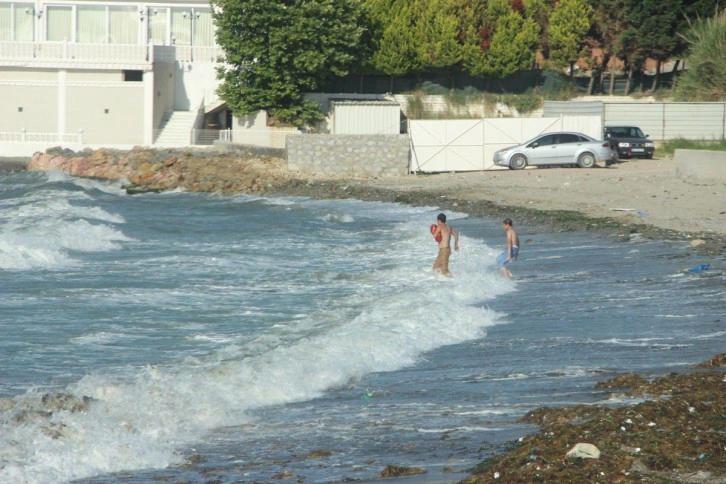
[360,158,725,237]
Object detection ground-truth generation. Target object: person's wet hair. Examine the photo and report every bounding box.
[503,218,513,226]
[437,213,446,222]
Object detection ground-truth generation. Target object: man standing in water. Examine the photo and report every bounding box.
[432,213,459,277]
[497,218,519,278]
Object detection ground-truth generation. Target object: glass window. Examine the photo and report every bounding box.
[0,3,34,41]
[171,8,190,45]
[15,3,34,40]
[558,134,580,144]
[194,9,213,46]
[0,4,11,40]
[47,5,73,41]
[123,70,143,81]
[109,6,137,44]
[77,5,105,43]
[532,134,556,147]
[148,7,168,44]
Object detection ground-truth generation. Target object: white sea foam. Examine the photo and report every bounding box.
[0,181,129,270]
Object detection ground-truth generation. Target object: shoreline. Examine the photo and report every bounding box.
[268,173,725,258]
[23,148,725,256]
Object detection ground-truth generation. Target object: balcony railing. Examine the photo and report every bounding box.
[0,41,225,66]
[0,130,84,143]
[0,41,152,65]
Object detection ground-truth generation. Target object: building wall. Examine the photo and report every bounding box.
[0,66,145,144]
[287,134,409,178]
[331,101,402,135]
[153,60,176,124]
[0,75,58,133]
[66,82,144,144]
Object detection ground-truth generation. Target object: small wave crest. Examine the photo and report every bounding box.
[0,181,129,270]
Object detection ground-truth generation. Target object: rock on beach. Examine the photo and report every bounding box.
[28,146,293,194]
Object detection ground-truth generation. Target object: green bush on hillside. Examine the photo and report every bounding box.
[673,8,726,101]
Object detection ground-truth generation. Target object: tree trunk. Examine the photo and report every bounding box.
[587,74,595,95]
[624,65,633,96]
[651,59,661,91]
[599,53,611,95]
[608,64,616,96]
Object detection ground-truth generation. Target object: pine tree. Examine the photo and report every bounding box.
[548,0,594,76]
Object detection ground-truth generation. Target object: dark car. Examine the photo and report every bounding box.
[603,126,655,160]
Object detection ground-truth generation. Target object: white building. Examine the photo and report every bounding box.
[0,0,226,155]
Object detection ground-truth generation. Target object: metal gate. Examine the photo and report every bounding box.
[408,116,602,172]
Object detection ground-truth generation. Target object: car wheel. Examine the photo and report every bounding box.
[577,152,596,168]
[510,154,527,170]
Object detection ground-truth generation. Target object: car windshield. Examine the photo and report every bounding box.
[609,127,645,138]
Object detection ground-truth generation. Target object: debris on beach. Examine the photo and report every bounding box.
[463,354,725,483]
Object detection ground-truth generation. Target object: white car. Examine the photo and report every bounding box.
[493,132,613,169]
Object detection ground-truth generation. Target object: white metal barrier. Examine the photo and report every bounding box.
[408,116,603,172]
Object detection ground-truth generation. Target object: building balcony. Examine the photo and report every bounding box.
[0,41,225,70]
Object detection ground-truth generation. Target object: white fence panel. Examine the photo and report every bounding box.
[662,103,726,141]
[601,102,726,141]
[332,101,401,135]
[604,103,664,140]
[409,120,484,172]
[411,116,603,172]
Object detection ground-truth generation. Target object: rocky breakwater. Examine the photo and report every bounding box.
[28,146,295,194]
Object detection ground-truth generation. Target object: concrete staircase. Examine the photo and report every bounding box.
[153,111,198,146]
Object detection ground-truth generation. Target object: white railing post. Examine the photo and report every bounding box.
[21,128,26,142]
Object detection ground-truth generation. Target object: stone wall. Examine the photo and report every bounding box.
[286,134,410,177]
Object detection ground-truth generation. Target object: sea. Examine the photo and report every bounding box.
[1,169,724,483]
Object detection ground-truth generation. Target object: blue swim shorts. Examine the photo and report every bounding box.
[496,247,519,266]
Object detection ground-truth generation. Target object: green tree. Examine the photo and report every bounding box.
[369,0,421,75]
[212,0,366,127]
[370,0,463,76]
[673,8,726,100]
[548,0,593,76]
[484,0,513,28]
[461,0,541,79]
[413,0,462,72]
[524,0,554,59]
[622,0,684,91]
[457,0,489,77]
[476,11,540,78]
[590,0,628,94]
